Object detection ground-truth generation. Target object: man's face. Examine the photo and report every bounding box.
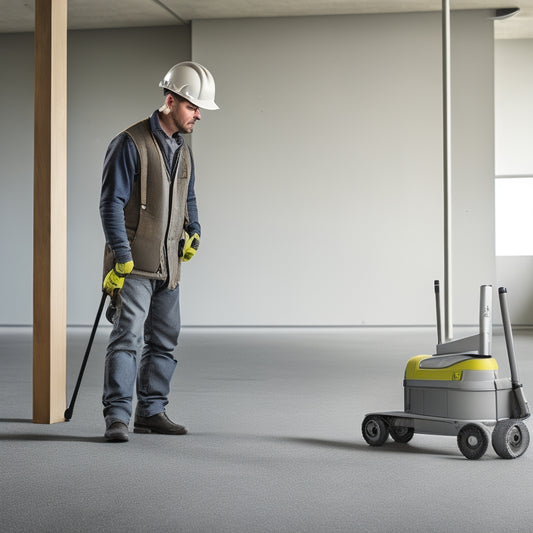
[169,96,201,134]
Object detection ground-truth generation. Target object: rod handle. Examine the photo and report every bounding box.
[434,280,443,345]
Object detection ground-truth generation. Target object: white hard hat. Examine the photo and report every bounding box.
[159,61,219,110]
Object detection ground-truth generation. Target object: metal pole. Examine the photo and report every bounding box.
[498,288,519,385]
[478,285,492,356]
[499,287,530,418]
[442,0,453,341]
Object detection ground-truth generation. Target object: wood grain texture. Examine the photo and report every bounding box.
[33,0,68,423]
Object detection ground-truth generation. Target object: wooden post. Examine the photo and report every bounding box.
[33,0,68,423]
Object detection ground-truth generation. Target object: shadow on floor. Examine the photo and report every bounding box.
[268,435,462,458]
[0,419,105,442]
[0,432,105,443]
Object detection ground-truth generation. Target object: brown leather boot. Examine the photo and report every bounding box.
[134,412,187,435]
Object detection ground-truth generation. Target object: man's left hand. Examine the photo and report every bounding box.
[182,232,200,261]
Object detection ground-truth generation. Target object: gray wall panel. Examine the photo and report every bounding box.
[0,33,34,325]
[187,12,496,326]
[66,26,190,324]
[0,12,499,326]
[0,26,190,325]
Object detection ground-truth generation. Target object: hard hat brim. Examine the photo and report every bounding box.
[159,81,219,110]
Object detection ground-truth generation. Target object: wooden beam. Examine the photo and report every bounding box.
[33,0,68,424]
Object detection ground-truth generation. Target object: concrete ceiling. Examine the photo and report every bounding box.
[1,0,530,39]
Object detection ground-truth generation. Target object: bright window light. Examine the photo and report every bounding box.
[495,177,533,256]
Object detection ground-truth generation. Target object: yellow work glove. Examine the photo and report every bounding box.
[103,260,134,295]
[182,232,200,262]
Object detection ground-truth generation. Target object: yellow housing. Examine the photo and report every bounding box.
[405,354,499,381]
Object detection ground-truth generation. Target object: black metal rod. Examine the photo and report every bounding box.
[434,280,442,345]
[64,291,107,421]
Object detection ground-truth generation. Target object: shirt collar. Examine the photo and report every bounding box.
[150,109,183,146]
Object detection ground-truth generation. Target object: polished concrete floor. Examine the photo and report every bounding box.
[1,326,533,532]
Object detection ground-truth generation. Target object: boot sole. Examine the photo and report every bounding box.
[104,433,129,442]
[133,426,187,435]
[133,427,152,434]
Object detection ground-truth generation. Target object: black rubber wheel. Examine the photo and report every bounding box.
[362,415,389,446]
[457,424,489,460]
[492,419,530,459]
[389,425,414,444]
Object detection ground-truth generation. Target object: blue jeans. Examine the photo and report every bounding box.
[102,275,181,427]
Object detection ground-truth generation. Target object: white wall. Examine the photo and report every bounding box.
[495,40,533,176]
[0,11,499,326]
[0,26,190,325]
[495,39,533,324]
[187,11,496,326]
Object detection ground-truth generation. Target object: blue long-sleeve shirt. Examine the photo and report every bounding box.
[100,110,201,264]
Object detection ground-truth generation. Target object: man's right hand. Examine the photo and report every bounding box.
[103,261,134,295]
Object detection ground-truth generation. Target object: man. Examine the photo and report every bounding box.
[99,61,218,442]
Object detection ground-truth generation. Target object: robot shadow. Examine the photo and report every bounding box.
[271,436,463,458]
